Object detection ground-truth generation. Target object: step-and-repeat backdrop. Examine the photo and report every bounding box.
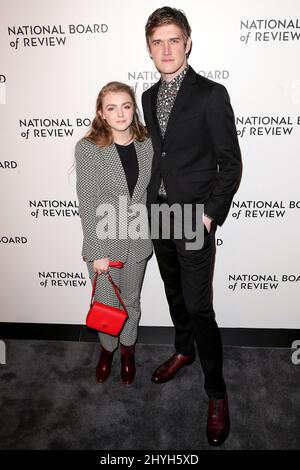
[1,0,299,328]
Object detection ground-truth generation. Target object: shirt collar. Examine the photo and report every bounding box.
[160,65,189,89]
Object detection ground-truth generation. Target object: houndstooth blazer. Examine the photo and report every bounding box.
[75,137,153,263]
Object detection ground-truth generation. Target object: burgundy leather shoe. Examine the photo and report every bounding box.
[151,352,195,384]
[96,346,114,384]
[120,344,136,385]
[207,394,230,446]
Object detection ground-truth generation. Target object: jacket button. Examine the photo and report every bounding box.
[161,151,167,157]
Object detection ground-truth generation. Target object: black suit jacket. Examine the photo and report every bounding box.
[142,66,242,226]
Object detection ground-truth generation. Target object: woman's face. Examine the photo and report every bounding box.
[99,91,134,134]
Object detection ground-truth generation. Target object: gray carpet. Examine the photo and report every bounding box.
[0,340,299,450]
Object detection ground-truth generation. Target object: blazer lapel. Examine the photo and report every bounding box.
[149,81,163,144]
[146,66,197,145]
[131,140,149,204]
[163,66,197,141]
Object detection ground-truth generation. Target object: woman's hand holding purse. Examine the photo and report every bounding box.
[93,257,110,274]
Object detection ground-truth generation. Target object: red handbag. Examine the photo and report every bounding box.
[86,261,128,336]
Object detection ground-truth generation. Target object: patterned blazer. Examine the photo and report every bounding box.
[75,137,153,263]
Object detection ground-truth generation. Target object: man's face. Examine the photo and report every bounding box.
[147,23,191,81]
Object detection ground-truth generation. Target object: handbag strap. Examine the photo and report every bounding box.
[106,273,128,315]
[90,261,128,315]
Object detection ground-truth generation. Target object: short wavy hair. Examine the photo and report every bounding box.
[145,6,192,45]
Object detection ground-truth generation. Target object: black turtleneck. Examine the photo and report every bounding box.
[115,142,139,198]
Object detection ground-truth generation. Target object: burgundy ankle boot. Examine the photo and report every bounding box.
[96,346,114,384]
[120,344,136,385]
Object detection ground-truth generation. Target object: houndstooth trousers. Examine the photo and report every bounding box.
[86,247,148,352]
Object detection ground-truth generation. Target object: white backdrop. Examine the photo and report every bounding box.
[1,0,299,328]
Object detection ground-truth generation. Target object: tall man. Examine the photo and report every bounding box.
[142,7,242,446]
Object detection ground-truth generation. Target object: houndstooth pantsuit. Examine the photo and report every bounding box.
[75,137,153,351]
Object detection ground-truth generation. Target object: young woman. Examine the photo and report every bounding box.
[75,82,153,385]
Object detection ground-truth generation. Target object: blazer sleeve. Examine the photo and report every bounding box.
[204,84,242,226]
[75,139,108,261]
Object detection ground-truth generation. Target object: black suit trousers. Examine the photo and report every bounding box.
[151,199,226,399]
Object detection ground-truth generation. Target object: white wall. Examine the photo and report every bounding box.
[1,0,299,328]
